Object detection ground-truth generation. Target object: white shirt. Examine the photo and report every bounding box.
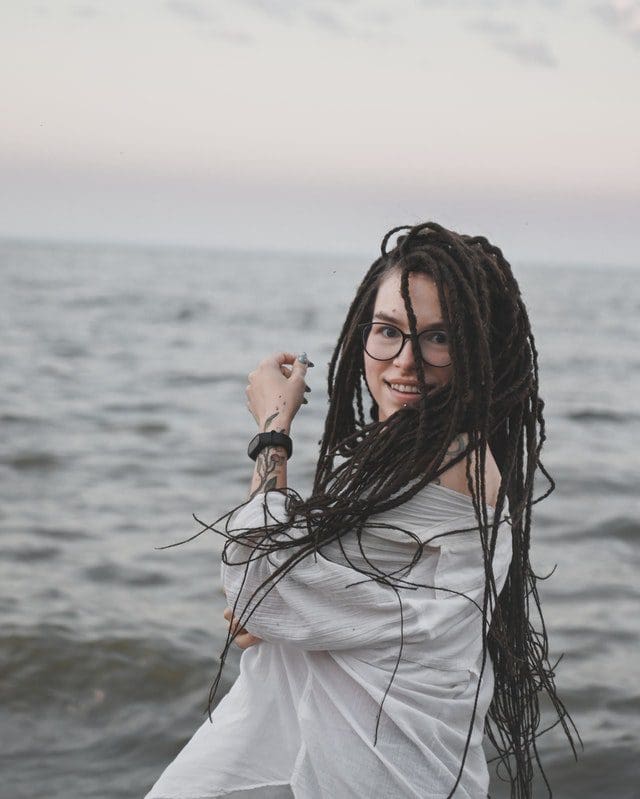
[146,483,511,799]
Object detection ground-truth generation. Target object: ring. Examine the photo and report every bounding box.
[298,353,309,364]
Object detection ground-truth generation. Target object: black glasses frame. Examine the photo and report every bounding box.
[358,322,452,368]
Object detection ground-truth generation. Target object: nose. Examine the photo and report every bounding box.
[392,337,418,372]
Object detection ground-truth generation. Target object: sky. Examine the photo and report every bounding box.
[1,0,639,265]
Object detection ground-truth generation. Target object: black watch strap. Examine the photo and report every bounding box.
[247,431,293,461]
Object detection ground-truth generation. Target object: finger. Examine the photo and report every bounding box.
[290,354,310,381]
[224,609,262,648]
[222,608,238,634]
[281,365,310,391]
[224,608,244,635]
[267,352,298,367]
[234,631,262,650]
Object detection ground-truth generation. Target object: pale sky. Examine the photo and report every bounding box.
[1,0,639,264]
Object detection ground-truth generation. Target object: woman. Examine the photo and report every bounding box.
[146,222,576,799]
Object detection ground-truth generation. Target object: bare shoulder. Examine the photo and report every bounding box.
[435,433,502,508]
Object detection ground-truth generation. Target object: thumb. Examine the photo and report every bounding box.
[290,352,311,381]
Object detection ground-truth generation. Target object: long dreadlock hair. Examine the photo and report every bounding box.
[191,221,578,798]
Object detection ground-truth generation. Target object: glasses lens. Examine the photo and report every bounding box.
[418,330,451,367]
[363,323,403,360]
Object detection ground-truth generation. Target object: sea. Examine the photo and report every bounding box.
[1,238,639,799]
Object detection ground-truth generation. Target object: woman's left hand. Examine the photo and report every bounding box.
[223,607,262,649]
[246,352,310,432]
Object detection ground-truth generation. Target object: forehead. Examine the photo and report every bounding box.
[373,270,443,324]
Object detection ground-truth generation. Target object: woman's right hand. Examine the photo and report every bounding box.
[246,352,311,432]
[223,607,262,650]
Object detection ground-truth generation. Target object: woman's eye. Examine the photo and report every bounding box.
[425,330,449,346]
[377,325,399,339]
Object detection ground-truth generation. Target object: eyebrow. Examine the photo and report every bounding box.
[373,311,447,329]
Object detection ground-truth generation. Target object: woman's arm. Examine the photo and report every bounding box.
[248,415,290,499]
[222,491,501,653]
[224,351,310,648]
[245,352,310,498]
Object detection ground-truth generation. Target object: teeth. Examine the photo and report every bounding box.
[390,383,420,394]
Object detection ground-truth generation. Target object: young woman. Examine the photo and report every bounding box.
[146,222,575,799]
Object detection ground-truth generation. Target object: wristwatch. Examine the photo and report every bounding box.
[247,431,293,461]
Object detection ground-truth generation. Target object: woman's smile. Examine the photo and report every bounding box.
[387,381,421,394]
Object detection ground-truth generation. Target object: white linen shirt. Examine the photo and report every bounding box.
[146,483,512,799]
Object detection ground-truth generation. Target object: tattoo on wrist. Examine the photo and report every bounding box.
[262,411,279,431]
[249,446,287,499]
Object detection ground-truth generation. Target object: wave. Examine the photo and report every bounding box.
[567,408,640,424]
[82,560,172,587]
[599,515,640,544]
[133,421,170,435]
[1,451,60,471]
[101,401,168,414]
[1,544,61,563]
[31,525,89,542]
[0,412,46,426]
[552,514,640,545]
[163,372,243,387]
[2,624,236,709]
[1,624,238,799]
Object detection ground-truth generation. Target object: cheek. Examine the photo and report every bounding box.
[364,355,383,394]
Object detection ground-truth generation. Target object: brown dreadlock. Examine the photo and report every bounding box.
[192,221,578,798]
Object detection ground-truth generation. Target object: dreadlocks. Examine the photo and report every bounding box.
[196,221,578,798]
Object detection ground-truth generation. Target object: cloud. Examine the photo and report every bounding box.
[422,0,564,7]
[71,4,99,18]
[467,17,518,37]
[158,1,396,46]
[165,0,253,45]
[493,35,557,66]
[239,0,296,23]
[306,8,350,36]
[164,0,561,56]
[594,0,640,49]
[207,28,254,45]
[468,15,558,67]
[165,0,214,24]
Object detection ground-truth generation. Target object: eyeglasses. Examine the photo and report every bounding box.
[359,322,452,368]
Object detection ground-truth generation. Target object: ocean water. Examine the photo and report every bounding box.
[1,239,639,799]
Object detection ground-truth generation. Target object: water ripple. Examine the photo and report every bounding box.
[2,452,60,471]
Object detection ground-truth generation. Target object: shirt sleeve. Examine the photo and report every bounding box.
[220,491,481,652]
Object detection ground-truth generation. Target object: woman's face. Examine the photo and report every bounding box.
[364,269,453,422]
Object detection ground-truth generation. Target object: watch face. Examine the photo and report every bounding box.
[247,434,262,460]
[247,432,291,461]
